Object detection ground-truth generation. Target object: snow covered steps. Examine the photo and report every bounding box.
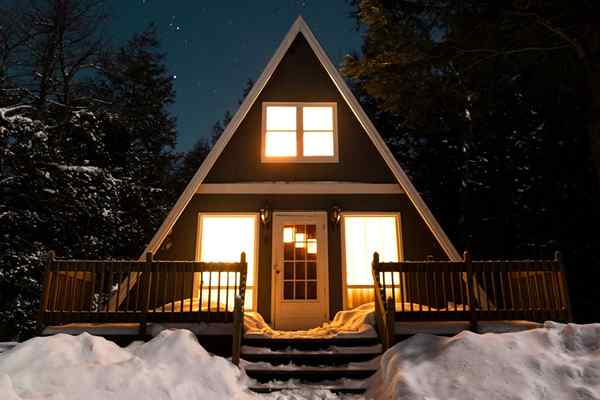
[242,337,381,394]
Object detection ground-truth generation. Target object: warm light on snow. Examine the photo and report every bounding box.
[199,215,256,310]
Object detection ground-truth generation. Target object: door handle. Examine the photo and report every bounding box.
[273,264,281,274]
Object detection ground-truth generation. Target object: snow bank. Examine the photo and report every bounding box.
[368,321,600,400]
[244,303,376,338]
[0,330,255,400]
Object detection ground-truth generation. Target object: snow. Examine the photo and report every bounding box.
[4,323,600,399]
[244,303,376,339]
[367,321,600,400]
[0,330,255,400]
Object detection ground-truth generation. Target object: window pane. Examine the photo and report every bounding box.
[266,106,296,130]
[303,131,334,156]
[266,131,297,157]
[343,216,399,286]
[200,215,256,311]
[303,106,333,130]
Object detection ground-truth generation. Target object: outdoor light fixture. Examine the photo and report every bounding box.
[329,205,342,224]
[259,206,271,225]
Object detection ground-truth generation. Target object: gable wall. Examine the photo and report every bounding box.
[204,34,396,183]
[155,193,446,321]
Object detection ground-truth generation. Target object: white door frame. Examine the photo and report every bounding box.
[270,211,329,330]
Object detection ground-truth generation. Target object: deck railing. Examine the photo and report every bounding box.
[372,251,572,349]
[39,251,247,365]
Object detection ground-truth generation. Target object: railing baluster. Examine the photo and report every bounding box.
[180,263,186,313]
[114,263,121,313]
[217,271,221,313]
[125,263,132,313]
[226,271,230,312]
[208,270,212,318]
[200,269,204,313]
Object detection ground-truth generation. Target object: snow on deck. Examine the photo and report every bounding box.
[244,303,377,339]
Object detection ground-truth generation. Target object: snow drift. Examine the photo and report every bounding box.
[368,321,600,400]
[244,302,376,338]
[0,330,255,400]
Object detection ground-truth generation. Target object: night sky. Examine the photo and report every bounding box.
[105,1,362,151]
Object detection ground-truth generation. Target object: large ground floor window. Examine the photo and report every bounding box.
[342,214,402,309]
[197,213,258,311]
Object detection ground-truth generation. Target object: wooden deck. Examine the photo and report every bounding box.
[39,251,248,364]
[372,251,572,349]
[39,250,571,358]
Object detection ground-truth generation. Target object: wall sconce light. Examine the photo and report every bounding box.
[259,206,271,225]
[329,205,342,225]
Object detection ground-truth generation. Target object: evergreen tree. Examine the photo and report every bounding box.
[344,0,600,321]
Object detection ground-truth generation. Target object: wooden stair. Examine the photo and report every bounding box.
[242,336,381,394]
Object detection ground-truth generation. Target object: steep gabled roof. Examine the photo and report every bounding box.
[143,16,461,261]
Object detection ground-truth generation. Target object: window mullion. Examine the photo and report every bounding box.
[297,105,303,159]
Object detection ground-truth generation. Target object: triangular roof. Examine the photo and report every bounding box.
[143,16,461,261]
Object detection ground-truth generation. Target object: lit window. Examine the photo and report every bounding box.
[343,215,400,308]
[199,214,257,310]
[263,103,337,162]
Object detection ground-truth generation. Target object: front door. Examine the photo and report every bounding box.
[271,212,329,330]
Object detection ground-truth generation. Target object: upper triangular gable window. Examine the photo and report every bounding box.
[262,102,339,162]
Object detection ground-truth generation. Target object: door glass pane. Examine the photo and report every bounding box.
[281,223,318,301]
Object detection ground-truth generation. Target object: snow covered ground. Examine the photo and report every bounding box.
[2,322,599,399]
[368,321,600,400]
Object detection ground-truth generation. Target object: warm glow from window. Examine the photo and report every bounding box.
[265,131,297,157]
[307,239,317,254]
[283,227,294,243]
[303,107,333,130]
[303,131,334,156]
[265,106,297,157]
[266,106,296,130]
[295,232,306,248]
[303,106,334,157]
[199,215,257,309]
[263,103,337,161]
[344,216,399,286]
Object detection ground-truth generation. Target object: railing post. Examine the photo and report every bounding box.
[38,251,55,332]
[555,251,573,322]
[232,295,243,366]
[371,252,389,350]
[386,296,395,348]
[239,252,247,303]
[139,252,153,335]
[465,251,478,332]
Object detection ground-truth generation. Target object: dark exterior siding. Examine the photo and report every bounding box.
[155,193,447,321]
[204,34,396,183]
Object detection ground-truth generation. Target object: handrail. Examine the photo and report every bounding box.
[39,251,248,364]
[372,251,571,342]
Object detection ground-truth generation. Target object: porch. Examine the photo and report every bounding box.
[38,250,572,364]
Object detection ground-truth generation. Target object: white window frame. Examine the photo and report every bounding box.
[261,101,339,163]
[195,212,260,311]
[340,212,404,309]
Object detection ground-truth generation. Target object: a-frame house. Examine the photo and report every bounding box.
[39,17,571,357]
[134,16,461,330]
